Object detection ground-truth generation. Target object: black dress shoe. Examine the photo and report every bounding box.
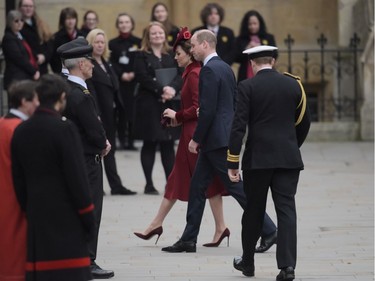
[255,230,277,253]
[90,262,114,279]
[276,266,295,281]
[233,256,254,277]
[144,185,159,195]
[161,240,196,253]
[111,186,137,195]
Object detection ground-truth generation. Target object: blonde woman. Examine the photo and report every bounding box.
[86,28,136,196]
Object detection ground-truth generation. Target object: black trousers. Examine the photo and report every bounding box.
[84,154,103,262]
[242,169,299,269]
[103,120,124,191]
[180,147,277,243]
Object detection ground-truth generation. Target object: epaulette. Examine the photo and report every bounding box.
[283,72,301,81]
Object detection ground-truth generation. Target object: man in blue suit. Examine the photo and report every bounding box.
[162,30,277,253]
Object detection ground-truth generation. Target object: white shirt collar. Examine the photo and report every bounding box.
[10,108,29,121]
[203,52,218,66]
[258,66,273,71]
[207,25,219,35]
[67,75,87,89]
[61,67,69,76]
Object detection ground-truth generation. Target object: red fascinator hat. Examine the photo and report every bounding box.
[172,27,192,52]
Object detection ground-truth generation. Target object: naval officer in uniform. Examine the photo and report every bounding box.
[228,45,311,280]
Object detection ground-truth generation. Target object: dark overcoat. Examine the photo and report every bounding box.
[11,108,95,281]
[2,28,38,90]
[109,34,141,119]
[20,17,53,75]
[133,50,182,141]
[87,59,121,142]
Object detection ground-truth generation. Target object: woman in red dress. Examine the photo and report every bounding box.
[134,28,230,246]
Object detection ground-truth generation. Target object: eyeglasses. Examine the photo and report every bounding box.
[14,19,24,23]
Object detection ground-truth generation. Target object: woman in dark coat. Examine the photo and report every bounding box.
[50,7,83,73]
[134,21,182,195]
[234,10,276,82]
[2,10,39,90]
[18,0,53,75]
[86,28,136,196]
[109,13,141,150]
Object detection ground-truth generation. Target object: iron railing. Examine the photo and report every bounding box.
[276,33,363,122]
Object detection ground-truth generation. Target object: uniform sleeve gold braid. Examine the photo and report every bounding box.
[283,72,306,126]
[227,150,240,162]
[295,79,307,126]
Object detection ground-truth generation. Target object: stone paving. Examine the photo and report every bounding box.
[96,141,374,281]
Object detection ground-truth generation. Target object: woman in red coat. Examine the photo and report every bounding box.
[134,28,230,247]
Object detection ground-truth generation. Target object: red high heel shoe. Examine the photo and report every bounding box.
[134,226,163,245]
[202,228,230,247]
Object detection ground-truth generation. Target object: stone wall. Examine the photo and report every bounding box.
[1,0,373,141]
[1,0,339,48]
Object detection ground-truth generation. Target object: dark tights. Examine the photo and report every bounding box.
[141,140,175,187]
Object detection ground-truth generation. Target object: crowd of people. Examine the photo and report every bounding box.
[0,1,311,281]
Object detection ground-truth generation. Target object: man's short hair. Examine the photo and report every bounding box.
[35,74,69,107]
[8,80,37,109]
[63,58,82,70]
[252,57,274,65]
[194,30,217,48]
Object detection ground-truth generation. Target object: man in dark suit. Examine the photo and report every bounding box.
[162,30,277,253]
[192,2,235,65]
[58,38,114,279]
[228,46,311,280]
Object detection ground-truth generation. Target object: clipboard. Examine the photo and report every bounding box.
[155,68,178,86]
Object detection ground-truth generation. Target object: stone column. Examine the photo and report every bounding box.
[360,28,374,141]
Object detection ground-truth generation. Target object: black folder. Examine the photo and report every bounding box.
[155,68,178,86]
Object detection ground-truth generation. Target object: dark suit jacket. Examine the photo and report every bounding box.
[2,29,38,90]
[192,25,235,65]
[63,80,107,155]
[228,69,311,170]
[234,33,276,82]
[193,56,237,152]
[87,60,120,144]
